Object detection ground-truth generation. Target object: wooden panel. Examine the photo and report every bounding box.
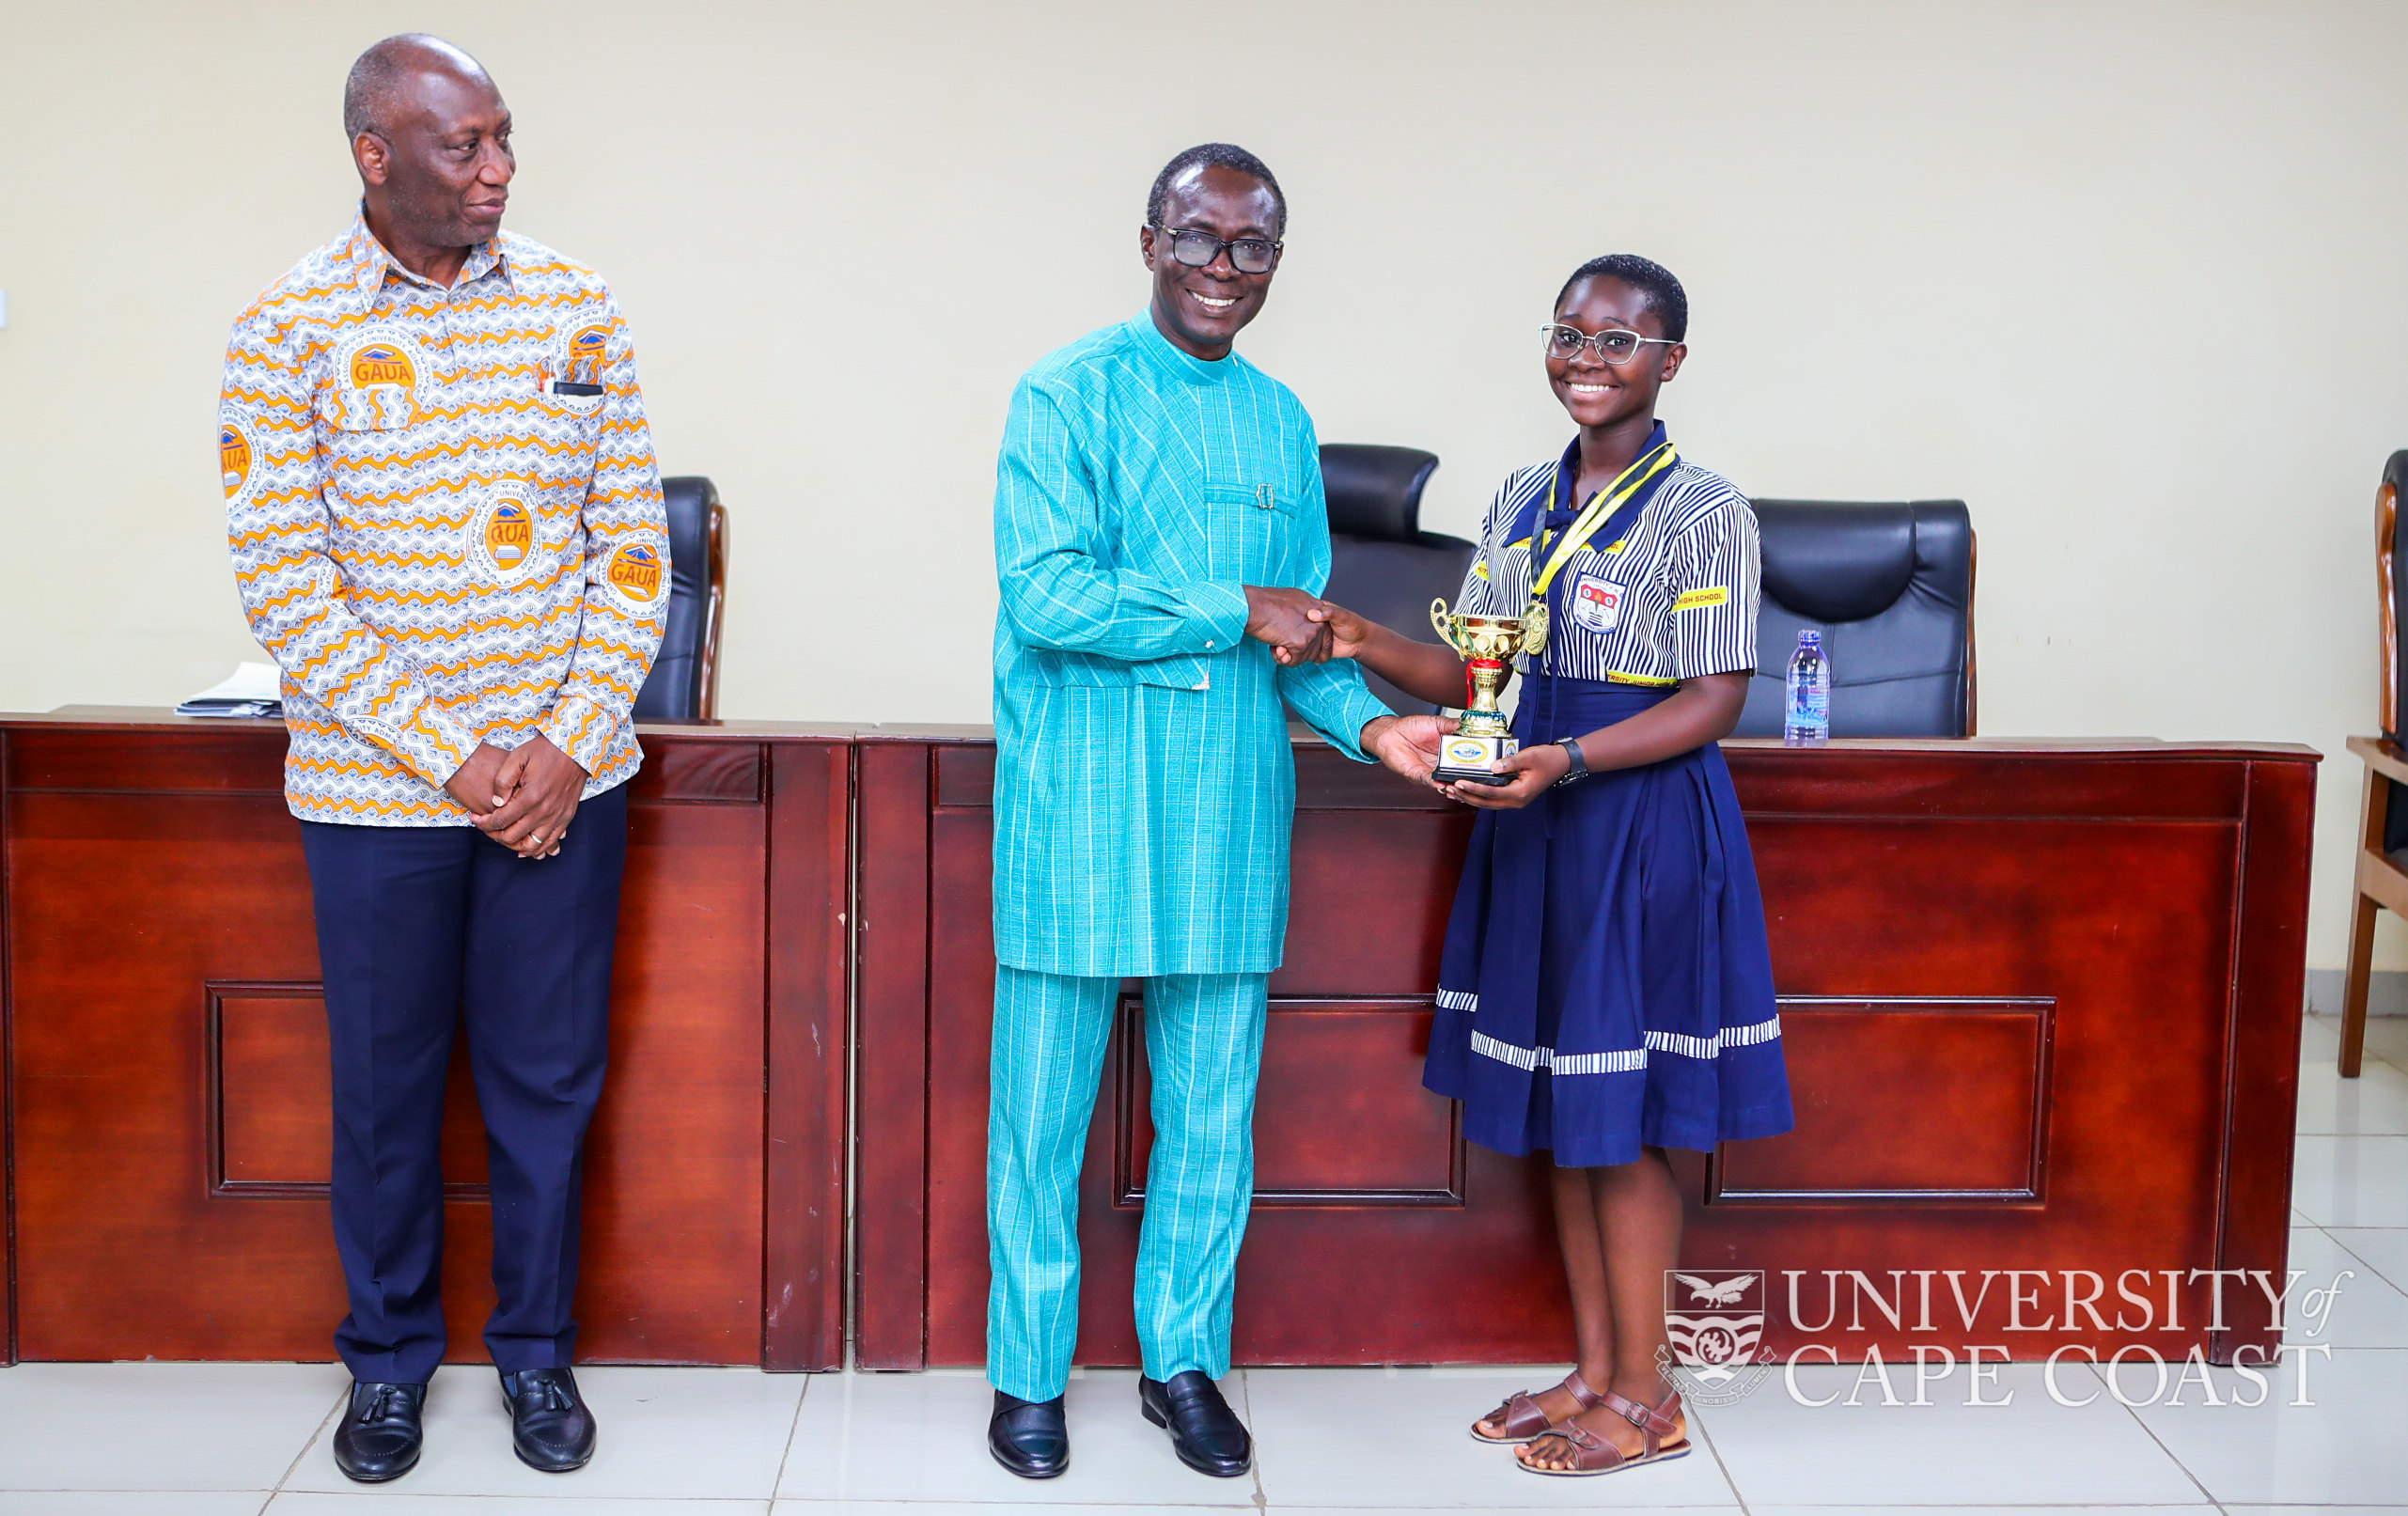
[1726,749,2247,821]
[853,742,933,1369]
[5,727,776,1365]
[1711,999,2050,1202]
[1113,997,1462,1207]
[1282,807,1472,996]
[873,739,2316,1368]
[629,741,763,805]
[8,727,284,794]
[2213,758,2318,1360]
[207,983,489,1196]
[762,741,852,1370]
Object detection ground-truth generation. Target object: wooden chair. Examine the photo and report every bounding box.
[2338,451,2408,1076]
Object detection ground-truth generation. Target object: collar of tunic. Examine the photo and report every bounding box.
[1126,309,1241,387]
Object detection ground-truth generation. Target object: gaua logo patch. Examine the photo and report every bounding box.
[486,499,535,570]
[1660,1269,1777,1406]
[349,343,417,390]
[331,329,427,430]
[469,489,545,587]
[566,323,609,382]
[604,541,665,608]
[219,421,254,498]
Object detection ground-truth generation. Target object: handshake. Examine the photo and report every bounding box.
[1240,585,1459,789]
[1242,585,1366,666]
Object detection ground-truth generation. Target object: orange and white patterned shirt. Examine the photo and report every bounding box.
[220,211,667,825]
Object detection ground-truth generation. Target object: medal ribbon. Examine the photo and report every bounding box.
[1524,430,1680,608]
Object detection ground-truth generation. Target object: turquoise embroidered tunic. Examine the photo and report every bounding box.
[992,313,1393,978]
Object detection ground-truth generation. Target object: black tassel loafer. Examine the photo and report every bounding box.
[499,1367,598,1473]
[332,1380,427,1483]
[1139,1370,1252,1477]
[988,1389,1070,1478]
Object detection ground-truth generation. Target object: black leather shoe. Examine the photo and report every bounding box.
[499,1367,598,1473]
[988,1389,1069,1478]
[1139,1370,1251,1477]
[332,1380,426,1483]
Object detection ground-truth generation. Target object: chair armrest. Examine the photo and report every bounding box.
[2348,734,2408,785]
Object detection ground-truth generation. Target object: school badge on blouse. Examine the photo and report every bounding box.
[1430,599,1548,786]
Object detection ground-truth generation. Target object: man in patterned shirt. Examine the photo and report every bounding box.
[219,34,665,1482]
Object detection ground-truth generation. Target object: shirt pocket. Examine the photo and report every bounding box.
[1205,481,1297,584]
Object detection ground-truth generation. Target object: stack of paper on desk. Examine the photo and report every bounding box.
[177,662,283,718]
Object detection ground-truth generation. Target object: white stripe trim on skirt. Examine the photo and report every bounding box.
[1452,991,1781,1077]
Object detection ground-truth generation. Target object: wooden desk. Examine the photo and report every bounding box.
[853,732,2317,1369]
[1,715,2317,1371]
[0,710,850,1368]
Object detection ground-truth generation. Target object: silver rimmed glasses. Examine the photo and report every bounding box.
[1540,322,1679,366]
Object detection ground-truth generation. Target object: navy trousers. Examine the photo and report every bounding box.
[299,783,627,1384]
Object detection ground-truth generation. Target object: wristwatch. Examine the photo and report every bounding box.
[1553,738,1589,786]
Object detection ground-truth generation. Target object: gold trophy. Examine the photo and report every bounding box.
[1430,599,1550,786]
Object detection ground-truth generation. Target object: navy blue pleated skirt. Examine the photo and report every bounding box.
[1424,677,1794,1168]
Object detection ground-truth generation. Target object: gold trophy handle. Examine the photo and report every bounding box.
[1430,599,1462,653]
[1522,603,1551,656]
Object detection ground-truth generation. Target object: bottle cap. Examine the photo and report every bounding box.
[1799,629,1822,645]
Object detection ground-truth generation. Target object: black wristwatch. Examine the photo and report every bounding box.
[1553,738,1589,786]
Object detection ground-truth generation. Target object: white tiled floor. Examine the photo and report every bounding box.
[3,1012,2402,1515]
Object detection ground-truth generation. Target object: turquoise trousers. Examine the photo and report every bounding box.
[986,965,1268,1402]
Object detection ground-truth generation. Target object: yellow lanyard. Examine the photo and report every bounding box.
[1527,442,1679,603]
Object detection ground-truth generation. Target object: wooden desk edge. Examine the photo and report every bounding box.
[6,711,2320,763]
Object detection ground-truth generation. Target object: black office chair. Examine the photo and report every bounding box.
[1320,445,1477,714]
[632,475,727,722]
[1732,499,1976,738]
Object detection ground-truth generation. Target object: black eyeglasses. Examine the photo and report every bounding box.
[1540,322,1679,366]
[1151,225,1282,275]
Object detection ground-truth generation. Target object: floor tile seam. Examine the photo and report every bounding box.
[2322,1230,2408,1295]
[769,1368,812,1500]
[1682,1402,1751,1516]
[269,1385,348,1497]
[1235,1367,1267,1514]
[2100,1350,2238,1511]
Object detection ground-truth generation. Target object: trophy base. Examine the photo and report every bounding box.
[1436,731,1518,787]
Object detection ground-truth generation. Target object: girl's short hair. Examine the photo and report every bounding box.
[1556,254,1688,342]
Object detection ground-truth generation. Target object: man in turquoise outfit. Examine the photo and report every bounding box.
[986,144,1447,1480]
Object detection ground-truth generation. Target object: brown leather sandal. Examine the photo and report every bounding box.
[1516,1386,1689,1477]
[1469,1370,1604,1445]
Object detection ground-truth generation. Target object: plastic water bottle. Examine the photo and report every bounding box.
[1784,630,1830,745]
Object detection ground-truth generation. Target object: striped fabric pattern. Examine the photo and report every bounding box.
[1460,453,1761,686]
[220,212,668,825]
[990,313,1392,978]
[986,966,1268,1401]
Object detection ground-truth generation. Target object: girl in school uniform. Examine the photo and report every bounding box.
[1315,254,1791,1477]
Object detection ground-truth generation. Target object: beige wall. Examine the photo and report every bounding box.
[4,0,2403,966]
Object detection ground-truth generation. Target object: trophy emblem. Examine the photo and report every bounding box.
[1430,599,1549,786]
